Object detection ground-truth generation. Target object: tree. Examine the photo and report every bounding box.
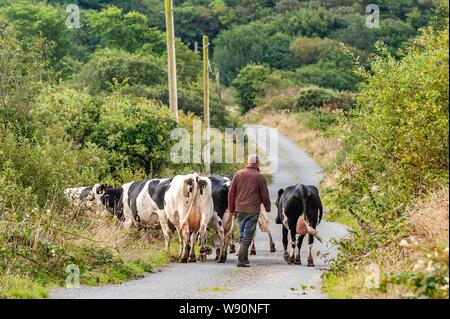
[90,94,177,174]
[86,6,162,52]
[213,23,292,84]
[0,2,72,64]
[0,20,51,133]
[75,48,166,94]
[292,7,337,37]
[330,16,416,53]
[174,5,222,45]
[295,47,360,91]
[232,64,271,113]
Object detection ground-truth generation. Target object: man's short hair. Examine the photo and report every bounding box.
[248,154,260,164]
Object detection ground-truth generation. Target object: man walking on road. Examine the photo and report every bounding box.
[228,154,271,267]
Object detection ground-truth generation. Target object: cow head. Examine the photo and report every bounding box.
[92,184,107,197]
[97,184,108,195]
[183,177,195,197]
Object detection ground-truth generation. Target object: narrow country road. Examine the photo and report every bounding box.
[51,125,347,299]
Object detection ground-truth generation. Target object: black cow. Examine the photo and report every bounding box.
[276,184,323,267]
[209,176,235,262]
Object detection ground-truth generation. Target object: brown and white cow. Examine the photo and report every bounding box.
[249,205,277,255]
[165,174,222,263]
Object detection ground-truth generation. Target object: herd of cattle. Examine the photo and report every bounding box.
[64,173,323,266]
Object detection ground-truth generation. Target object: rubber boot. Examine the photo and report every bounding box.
[237,240,251,267]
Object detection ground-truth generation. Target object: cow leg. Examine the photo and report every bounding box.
[286,227,296,265]
[188,231,197,263]
[179,226,190,263]
[214,233,221,261]
[198,224,208,262]
[250,232,256,255]
[175,227,183,258]
[123,216,134,231]
[289,226,297,264]
[229,224,236,254]
[210,214,225,262]
[295,235,305,265]
[158,212,172,256]
[268,230,276,252]
[282,226,290,263]
[307,234,315,267]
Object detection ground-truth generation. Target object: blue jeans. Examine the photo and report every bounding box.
[237,213,259,263]
[237,212,259,243]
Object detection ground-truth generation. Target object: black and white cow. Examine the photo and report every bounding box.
[209,176,235,263]
[276,184,323,267]
[121,178,173,254]
[64,184,107,207]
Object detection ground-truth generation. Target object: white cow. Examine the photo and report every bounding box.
[165,174,222,263]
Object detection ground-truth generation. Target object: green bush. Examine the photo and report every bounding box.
[32,87,100,144]
[232,64,272,113]
[294,87,354,111]
[290,36,337,65]
[89,94,177,175]
[75,48,165,94]
[0,21,50,133]
[294,47,361,91]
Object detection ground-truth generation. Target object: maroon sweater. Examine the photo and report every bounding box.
[228,164,271,214]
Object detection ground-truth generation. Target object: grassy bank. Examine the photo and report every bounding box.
[0,202,180,298]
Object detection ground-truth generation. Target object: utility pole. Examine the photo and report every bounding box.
[203,34,210,175]
[164,0,178,123]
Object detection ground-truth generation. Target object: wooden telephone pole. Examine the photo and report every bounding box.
[164,0,178,123]
[203,35,210,175]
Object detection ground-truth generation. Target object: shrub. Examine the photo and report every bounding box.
[0,21,50,133]
[89,94,177,175]
[290,36,336,65]
[32,87,100,144]
[119,82,230,129]
[75,48,165,94]
[232,64,272,113]
[294,87,354,111]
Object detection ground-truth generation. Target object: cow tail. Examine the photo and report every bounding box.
[179,179,198,230]
[304,213,323,243]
